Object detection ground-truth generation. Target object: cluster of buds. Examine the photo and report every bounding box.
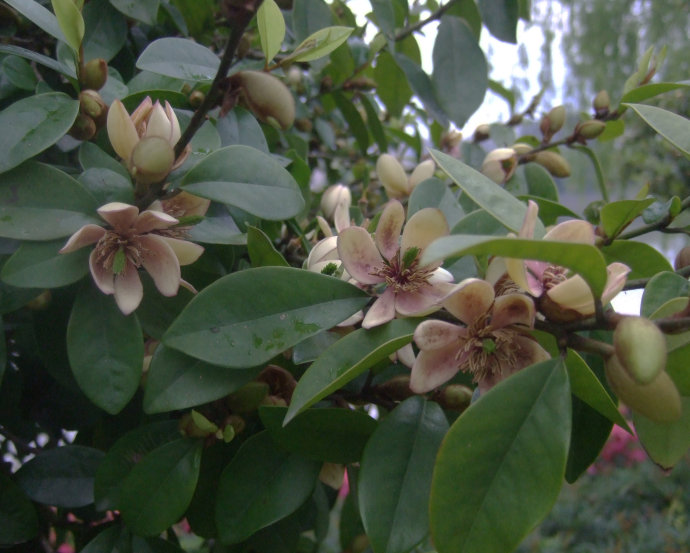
[69,90,109,141]
[230,70,296,130]
[376,154,435,199]
[539,105,566,143]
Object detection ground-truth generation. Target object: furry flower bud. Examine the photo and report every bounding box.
[234,70,296,130]
[80,58,108,91]
[614,316,667,384]
[534,151,571,178]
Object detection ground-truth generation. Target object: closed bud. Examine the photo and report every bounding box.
[188,90,205,108]
[575,119,606,140]
[234,70,295,130]
[593,90,610,117]
[534,151,571,178]
[80,58,108,91]
[376,374,414,401]
[79,90,108,127]
[545,105,566,134]
[511,142,534,156]
[129,136,175,185]
[408,159,435,189]
[179,412,215,438]
[473,123,490,141]
[605,355,681,423]
[481,148,517,184]
[674,246,690,270]
[435,384,473,412]
[69,113,97,140]
[320,184,351,218]
[226,381,270,413]
[376,153,409,198]
[614,316,667,384]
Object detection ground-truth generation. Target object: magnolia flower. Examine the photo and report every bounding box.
[410,278,550,394]
[506,200,630,320]
[376,154,435,199]
[481,147,518,184]
[59,202,204,315]
[320,184,351,233]
[107,97,189,184]
[338,200,454,329]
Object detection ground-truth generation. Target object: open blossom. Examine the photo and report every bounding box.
[59,202,204,315]
[410,278,550,394]
[505,200,630,319]
[338,200,454,329]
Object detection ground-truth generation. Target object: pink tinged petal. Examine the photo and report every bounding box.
[180,278,198,294]
[429,267,454,283]
[338,227,385,285]
[491,293,536,329]
[414,319,466,350]
[337,310,364,327]
[401,207,449,259]
[409,343,464,393]
[544,219,595,244]
[106,99,139,161]
[601,262,631,305]
[98,202,139,230]
[307,236,339,267]
[145,102,173,141]
[136,234,181,297]
[514,335,551,368]
[505,257,544,297]
[134,209,178,233]
[395,343,416,368]
[159,236,204,265]
[396,281,452,316]
[59,224,106,253]
[333,201,351,234]
[89,248,115,295]
[113,262,144,315]
[546,274,596,315]
[165,101,181,145]
[519,200,540,239]
[486,257,507,285]
[362,288,396,329]
[375,200,404,261]
[443,278,495,325]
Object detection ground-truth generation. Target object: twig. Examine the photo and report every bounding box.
[394,0,460,41]
[624,265,690,290]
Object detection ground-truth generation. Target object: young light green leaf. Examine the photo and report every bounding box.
[624,103,690,157]
[284,26,353,64]
[51,0,85,53]
[257,0,285,64]
[620,81,690,104]
[600,198,655,239]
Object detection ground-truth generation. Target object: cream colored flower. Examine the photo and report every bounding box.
[59,202,203,315]
[376,154,435,199]
[481,147,518,184]
[320,184,352,234]
[410,278,549,394]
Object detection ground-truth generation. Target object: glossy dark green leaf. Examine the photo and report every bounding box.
[0,239,89,288]
[0,473,38,545]
[0,93,79,173]
[136,37,219,81]
[408,178,464,228]
[332,91,369,155]
[79,141,130,178]
[359,397,448,553]
[522,163,559,200]
[602,240,673,280]
[164,267,369,367]
[373,51,412,118]
[215,431,321,544]
[566,396,612,483]
[634,398,690,469]
[94,420,180,510]
[517,196,580,226]
[291,0,333,43]
[217,106,269,153]
[430,149,545,235]
[78,168,135,205]
[286,319,418,423]
[450,209,508,236]
[0,162,99,240]
[641,271,690,318]
[432,17,487,127]
[478,0,519,43]
[430,359,571,553]
[393,53,449,126]
[186,203,246,245]
[247,226,290,267]
[15,445,104,508]
[359,93,388,152]
[83,0,127,61]
[370,0,396,36]
[181,145,305,220]
[0,44,75,78]
[80,525,130,553]
[624,103,690,157]
[260,405,377,463]
[600,198,655,239]
[3,56,38,90]
[4,0,64,44]
[445,0,482,38]
[110,0,159,24]
[642,196,682,224]
[120,438,203,536]
[67,283,144,414]
[422,234,608,299]
[144,345,261,414]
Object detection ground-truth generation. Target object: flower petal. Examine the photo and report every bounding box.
[544,219,595,244]
[113,263,144,315]
[414,319,466,351]
[362,288,396,329]
[505,256,545,297]
[130,96,153,133]
[338,227,385,285]
[333,200,351,234]
[491,293,536,329]
[165,101,181,145]
[134,209,178,233]
[307,236,340,268]
[395,343,416,368]
[159,236,204,265]
[396,281,454,317]
[602,262,631,305]
[443,278,494,325]
[89,248,114,295]
[546,274,595,315]
[144,101,173,141]
[519,200,540,239]
[106,99,140,161]
[137,234,181,297]
[98,202,139,230]
[375,200,404,261]
[59,224,106,253]
[401,207,448,261]
[410,343,463,393]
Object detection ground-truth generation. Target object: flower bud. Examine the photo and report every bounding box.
[540,105,566,139]
[614,316,667,384]
[188,90,205,108]
[69,113,97,141]
[377,153,409,198]
[473,123,490,141]
[534,151,571,178]
[605,355,681,423]
[79,90,108,127]
[593,90,610,117]
[408,159,435,189]
[179,411,216,438]
[435,384,473,412]
[511,142,534,156]
[376,374,415,401]
[234,70,295,130]
[674,246,690,270]
[481,148,517,184]
[575,119,606,140]
[320,184,351,219]
[80,58,108,91]
[129,136,175,185]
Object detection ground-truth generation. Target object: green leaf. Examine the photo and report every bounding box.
[67,283,144,414]
[517,196,580,227]
[260,405,377,463]
[487,79,516,111]
[0,44,75,78]
[79,141,130,178]
[522,163,559,201]
[215,431,320,544]
[163,267,369,367]
[0,93,80,174]
[598,118,625,141]
[478,0,519,43]
[51,0,85,53]
[422,234,609,300]
[82,0,127,62]
[602,240,673,280]
[119,439,202,536]
[285,26,353,63]
[633,398,690,469]
[624,103,690,157]
[373,51,412,118]
[181,145,305,220]
[2,56,38,90]
[392,53,449,126]
[359,397,448,553]
[217,106,270,153]
[80,526,130,553]
[110,0,160,25]
[360,94,388,153]
[291,0,333,43]
[430,149,545,235]
[136,37,219,81]
[0,239,89,288]
[408,178,464,228]
[94,420,180,510]
[432,16,488,128]
[144,346,261,414]
[566,396,613,483]
[257,0,285,63]
[600,198,655,239]
[641,271,690,318]
[430,359,571,553]
[332,91,369,155]
[0,162,99,240]
[3,0,65,45]
[78,168,135,205]
[286,319,418,423]
[620,81,690,104]
[15,445,104,508]
[186,203,246,245]
[247,226,290,268]
[0,473,38,545]
[370,0,396,36]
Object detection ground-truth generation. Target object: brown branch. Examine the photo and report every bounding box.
[394,0,460,41]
